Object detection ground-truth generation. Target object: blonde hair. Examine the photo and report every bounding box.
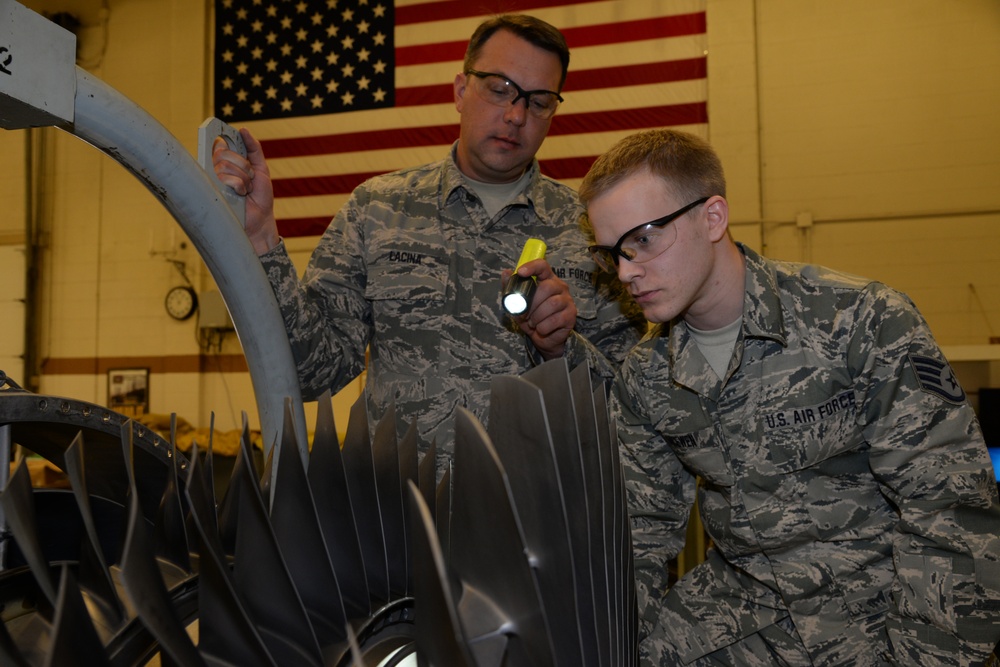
[579,129,726,205]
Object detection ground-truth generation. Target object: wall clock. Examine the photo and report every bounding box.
[165,285,198,321]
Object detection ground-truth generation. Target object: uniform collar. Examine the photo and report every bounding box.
[667,242,787,395]
[737,242,787,345]
[439,141,541,220]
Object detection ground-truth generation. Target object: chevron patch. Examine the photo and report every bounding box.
[908,353,966,404]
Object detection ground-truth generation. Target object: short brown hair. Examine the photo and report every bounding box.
[579,129,726,205]
[464,15,570,91]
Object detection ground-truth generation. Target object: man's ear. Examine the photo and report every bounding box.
[704,196,730,243]
[454,72,467,111]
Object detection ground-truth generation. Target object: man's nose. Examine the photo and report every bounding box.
[617,257,642,284]
[504,96,529,126]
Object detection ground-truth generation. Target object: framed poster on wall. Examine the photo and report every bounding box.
[108,368,149,418]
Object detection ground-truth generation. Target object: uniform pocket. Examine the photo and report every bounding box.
[764,389,862,473]
[668,428,734,487]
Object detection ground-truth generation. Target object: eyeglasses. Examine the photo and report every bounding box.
[588,197,710,272]
[465,69,564,120]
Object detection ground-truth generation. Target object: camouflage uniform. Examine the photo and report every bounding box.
[615,243,1000,666]
[260,143,645,460]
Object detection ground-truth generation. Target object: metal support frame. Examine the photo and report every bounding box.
[44,68,307,463]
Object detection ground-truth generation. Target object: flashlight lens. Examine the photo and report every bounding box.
[503,292,528,315]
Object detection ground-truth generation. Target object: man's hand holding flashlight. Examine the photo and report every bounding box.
[502,259,577,360]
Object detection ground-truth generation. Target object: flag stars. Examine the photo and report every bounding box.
[216,0,392,120]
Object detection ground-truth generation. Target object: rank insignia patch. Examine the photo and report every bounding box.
[908,354,966,404]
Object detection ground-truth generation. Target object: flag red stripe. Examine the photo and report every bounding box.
[564,57,706,92]
[395,0,607,26]
[393,82,455,107]
[396,40,468,68]
[395,13,707,67]
[537,155,599,180]
[561,13,706,49]
[264,124,460,160]
[277,217,335,237]
[548,101,707,136]
[274,170,387,199]
[269,101,707,200]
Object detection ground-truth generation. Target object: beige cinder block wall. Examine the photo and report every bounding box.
[709,0,1000,405]
[1,0,997,434]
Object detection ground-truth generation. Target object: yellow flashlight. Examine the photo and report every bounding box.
[502,238,547,315]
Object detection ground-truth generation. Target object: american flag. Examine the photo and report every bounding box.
[214,0,708,238]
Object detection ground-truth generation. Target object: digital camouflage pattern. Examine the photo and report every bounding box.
[614,243,1000,666]
[260,143,646,463]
